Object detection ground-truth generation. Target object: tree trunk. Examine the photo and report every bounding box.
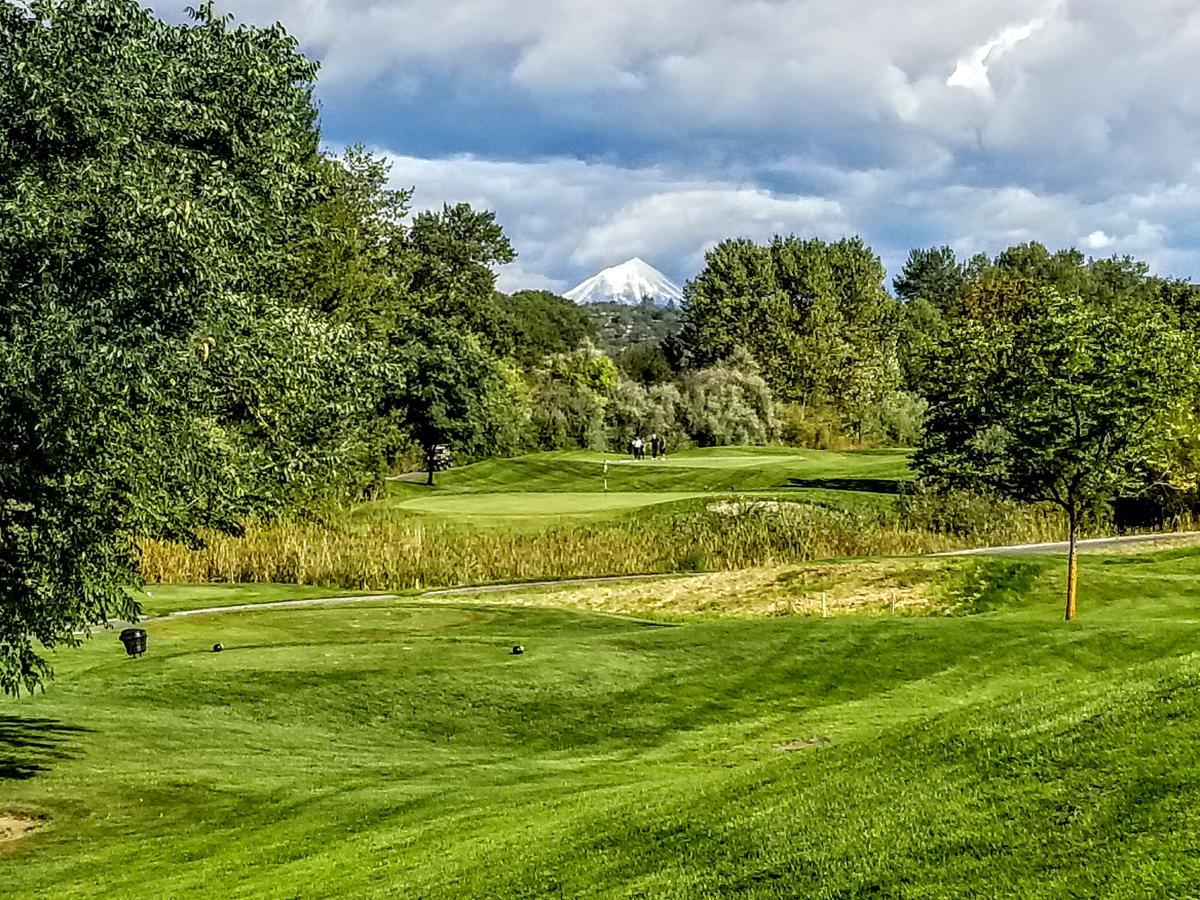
[1064,511,1078,621]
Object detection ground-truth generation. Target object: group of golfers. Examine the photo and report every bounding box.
[629,433,667,460]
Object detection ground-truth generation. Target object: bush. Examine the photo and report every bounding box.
[777,403,854,450]
[607,378,683,451]
[898,483,1063,544]
[862,390,927,447]
[526,341,616,450]
[680,350,777,446]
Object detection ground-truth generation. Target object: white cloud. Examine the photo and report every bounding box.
[371,148,1200,290]
[573,189,845,273]
[154,1,1200,285]
[947,11,1055,93]
[373,151,847,287]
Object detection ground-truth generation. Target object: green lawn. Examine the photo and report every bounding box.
[7,550,1200,896]
[374,447,911,524]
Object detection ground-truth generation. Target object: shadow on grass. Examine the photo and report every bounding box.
[785,477,906,494]
[0,715,89,781]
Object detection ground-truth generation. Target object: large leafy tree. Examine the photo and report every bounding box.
[280,143,529,484]
[287,145,412,335]
[893,246,967,312]
[0,0,370,692]
[496,290,595,368]
[916,289,1194,620]
[681,234,897,424]
[405,202,516,353]
[395,321,527,485]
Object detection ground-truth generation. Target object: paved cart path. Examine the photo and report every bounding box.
[936,530,1200,557]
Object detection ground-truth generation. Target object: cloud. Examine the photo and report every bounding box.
[1082,230,1113,251]
[153,1,1200,287]
[374,152,847,288]
[373,148,1200,292]
[947,11,1055,93]
[572,190,845,273]
[183,0,1200,185]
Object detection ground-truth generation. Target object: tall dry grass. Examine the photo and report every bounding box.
[140,498,1067,592]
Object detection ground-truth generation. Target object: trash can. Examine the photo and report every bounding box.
[119,628,147,657]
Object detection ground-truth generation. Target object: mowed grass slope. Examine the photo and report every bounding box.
[374,447,911,523]
[424,447,911,492]
[401,447,912,494]
[7,550,1200,896]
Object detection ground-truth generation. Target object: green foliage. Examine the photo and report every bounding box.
[893,245,967,311]
[680,234,900,421]
[679,350,778,447]
[394,322,526,483]
[917,286,1196,617]
[776,403,851,450]
[606,378,683,450]
[895,296,947,391]
[526,342,618,451]
[994,242,1090,296]
[863,390,927,446]
[616,342,674,385]
[0,0,367,692]
[405,202,516,352]
[534,339,618,395]
[286,145,411,332]
[899,483,1062,543]
[496,290,595,367]
[202,303,398,506]
[583,298,682,355]
[918,290,1195,519]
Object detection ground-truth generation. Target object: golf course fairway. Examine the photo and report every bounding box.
[5,548,1200,897]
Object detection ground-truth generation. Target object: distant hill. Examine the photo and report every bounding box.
[582,298,683,354]
[564,258,684,307]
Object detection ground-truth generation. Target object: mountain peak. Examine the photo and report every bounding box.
[564,258,684,306]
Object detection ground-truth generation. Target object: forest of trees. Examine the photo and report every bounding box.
[4,0,1200,686]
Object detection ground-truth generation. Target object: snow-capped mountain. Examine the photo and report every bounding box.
[564,258,684,306]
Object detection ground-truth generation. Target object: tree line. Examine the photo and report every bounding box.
[687,236,1200,618]
[3,0,1198,690]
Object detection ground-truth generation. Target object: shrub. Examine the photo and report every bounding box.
[526,341,616,450]
[607,378,683,450]
[680,350,777,446]
[863,390,927,447]
[898,483,1063,544]
[777,403,853,450]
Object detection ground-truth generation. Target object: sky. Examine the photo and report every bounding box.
[159,1,1200,293]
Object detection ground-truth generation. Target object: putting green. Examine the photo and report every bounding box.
[554,451,814,469]
[389,446,913,502]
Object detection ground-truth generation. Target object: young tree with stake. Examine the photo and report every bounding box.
[916,289,1195,621]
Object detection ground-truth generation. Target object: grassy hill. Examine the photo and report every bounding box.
[6,548,1200,896]
[374,447,912,525]
[418,447,911,492]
